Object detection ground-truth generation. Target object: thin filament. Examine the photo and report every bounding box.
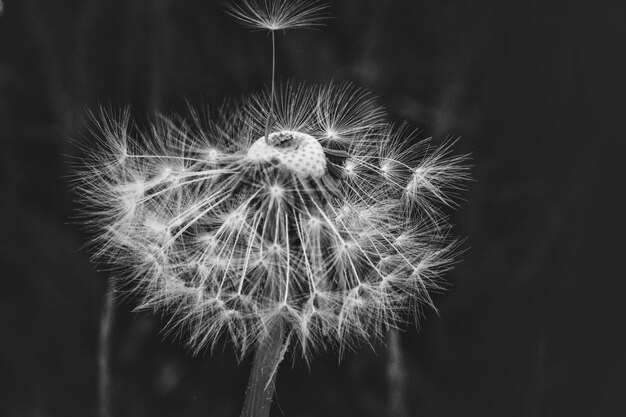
[264,31,276,139]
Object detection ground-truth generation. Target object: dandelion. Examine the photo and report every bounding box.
[74,2,470,417]
[76,83,469,416]
[77,83,468,350]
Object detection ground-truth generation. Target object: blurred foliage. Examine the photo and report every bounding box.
[0,0,623,416]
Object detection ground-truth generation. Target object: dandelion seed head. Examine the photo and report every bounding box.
[74,83,470,358]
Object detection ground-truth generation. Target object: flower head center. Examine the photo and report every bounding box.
[247,130,327,178]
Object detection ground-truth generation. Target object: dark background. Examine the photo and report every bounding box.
[0,0,623,416]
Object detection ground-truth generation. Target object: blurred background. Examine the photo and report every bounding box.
[0,0,623,416]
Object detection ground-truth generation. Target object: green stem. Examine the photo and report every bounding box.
[98,280,115,417]
[387,328,408,417]
[240,319,288,417]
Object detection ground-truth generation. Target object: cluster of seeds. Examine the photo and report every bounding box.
[76,83,469,356]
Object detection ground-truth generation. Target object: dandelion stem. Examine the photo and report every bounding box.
[98,280,115,417]
[387,329,408,417]
[240,318,287,417]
